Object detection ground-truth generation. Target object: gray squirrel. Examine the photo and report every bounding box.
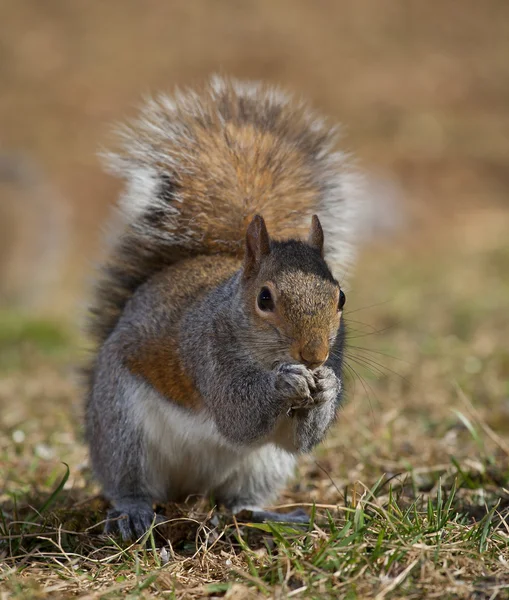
[85,77,367,540]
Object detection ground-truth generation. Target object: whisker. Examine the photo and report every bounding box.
[345,323,399,340]
[343,318,380,333]
[343,361,379,416]
[347,344,410,364]
[345,353,410,385]
[344,299,392,315]
[346,349,408,379]
[345,354,388,379]
[342,361,358,398]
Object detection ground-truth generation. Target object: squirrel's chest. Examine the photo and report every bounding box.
[133,383,248,500]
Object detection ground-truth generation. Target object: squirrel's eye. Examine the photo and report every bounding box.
[258,287,275,312]
[338,289,346,311]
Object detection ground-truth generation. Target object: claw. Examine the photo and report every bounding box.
[105,506,163,542]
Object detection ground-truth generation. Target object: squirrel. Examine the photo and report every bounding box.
[85,76,364,541]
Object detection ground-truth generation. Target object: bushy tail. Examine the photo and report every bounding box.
[89,76,371,347]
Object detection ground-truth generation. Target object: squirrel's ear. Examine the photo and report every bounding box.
[308,215,324,257]
[244,215,271,278]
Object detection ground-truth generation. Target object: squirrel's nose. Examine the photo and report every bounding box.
[299,348,329,370]
[301,358,325,370]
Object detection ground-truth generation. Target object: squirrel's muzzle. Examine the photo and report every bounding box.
[292,339,329,370]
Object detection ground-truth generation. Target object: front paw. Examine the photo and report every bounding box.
[311,366,341,405]
[274,363,315,410]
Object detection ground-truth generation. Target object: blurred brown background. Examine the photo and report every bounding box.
[1,0,508,315]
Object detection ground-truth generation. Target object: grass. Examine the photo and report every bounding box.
[1,1,508,596]
[1,210,509,599]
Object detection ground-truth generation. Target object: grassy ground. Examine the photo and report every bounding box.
[1,1,508,597]
[1,209,508,599]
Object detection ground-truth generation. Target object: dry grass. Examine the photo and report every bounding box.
[1,1,509,597]
[1,210,509,599]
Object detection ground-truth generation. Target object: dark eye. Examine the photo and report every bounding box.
[338,289,346,311]
[258,287,275,312]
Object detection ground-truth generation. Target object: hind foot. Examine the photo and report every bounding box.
[245,507,310,524]
[104,500,165,541]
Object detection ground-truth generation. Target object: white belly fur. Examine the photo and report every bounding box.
[127,378,295,503]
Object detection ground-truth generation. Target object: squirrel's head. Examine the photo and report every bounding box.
[242,215,345,370]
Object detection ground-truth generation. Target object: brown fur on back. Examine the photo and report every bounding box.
[89,76,352,350]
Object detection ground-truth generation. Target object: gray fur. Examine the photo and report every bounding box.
[86,258,344,540]
[85,77,354,541]
[179,271,343,451]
